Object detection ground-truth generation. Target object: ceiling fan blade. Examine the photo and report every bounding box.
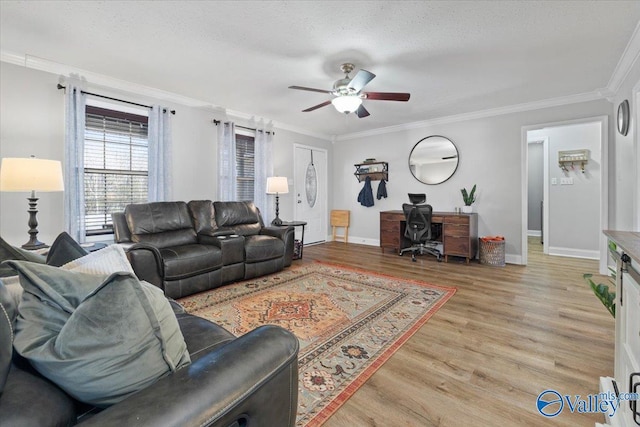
[355,104,370,118]
[302,100,332,112]
[363,92,411,101]
[289,85,332,94]
[347,69,376,93]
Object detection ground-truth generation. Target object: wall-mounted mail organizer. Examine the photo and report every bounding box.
[558,149,589,173]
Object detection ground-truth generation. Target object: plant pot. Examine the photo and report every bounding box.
[461,206,473,213]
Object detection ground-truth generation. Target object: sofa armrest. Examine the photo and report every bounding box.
[261,226,295,267]
[124,243,164,290]
[260,225,293,241]
[79,325,299,427]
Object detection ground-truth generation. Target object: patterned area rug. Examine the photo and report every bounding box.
[178,262,456,426]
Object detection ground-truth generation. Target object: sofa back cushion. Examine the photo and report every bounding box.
[213,201,263,236]
[125,202,197,248]
[187,200,217,234]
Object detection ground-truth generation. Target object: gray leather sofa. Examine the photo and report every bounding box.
[0,300,299,426]
[113,200,295,299]
[0,235,300,427]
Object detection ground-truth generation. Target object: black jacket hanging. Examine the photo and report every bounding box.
[357,176,375,207]
[376,179,387,200]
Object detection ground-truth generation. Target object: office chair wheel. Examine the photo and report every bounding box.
[411,254,417,262]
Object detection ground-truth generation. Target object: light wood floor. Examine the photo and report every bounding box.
[299,237,614,426]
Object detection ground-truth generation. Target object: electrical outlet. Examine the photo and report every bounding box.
[551,177,557,185]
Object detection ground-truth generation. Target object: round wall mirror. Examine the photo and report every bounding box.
[408,136,459,185]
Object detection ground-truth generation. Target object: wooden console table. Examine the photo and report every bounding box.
[380,210,478,263]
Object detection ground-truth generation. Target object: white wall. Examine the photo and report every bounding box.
[612,57,640,232]
[332,100,612,262]
[0,61,331,245]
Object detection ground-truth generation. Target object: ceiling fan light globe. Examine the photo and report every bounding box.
[331,96,362,113]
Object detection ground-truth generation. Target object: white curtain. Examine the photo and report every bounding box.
[254,124,274,223]
[217,121,237,201]
[63,84,86,243]
[148,106,173,201]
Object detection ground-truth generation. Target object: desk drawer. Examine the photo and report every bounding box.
[444,223,469,237]
[445,215,470,225]
[444,236,470,256]
[380,220,400,233]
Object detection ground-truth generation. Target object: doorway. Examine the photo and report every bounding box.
[293,144,328,244]
[522,116,608,274]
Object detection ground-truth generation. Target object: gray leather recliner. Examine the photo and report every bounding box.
[113,200,294,299]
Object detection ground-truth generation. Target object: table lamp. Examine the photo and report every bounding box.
[266,176,288,226]
[0,157,64,249]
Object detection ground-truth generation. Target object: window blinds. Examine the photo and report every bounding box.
[84,106,149,235]
[236,133,255,201]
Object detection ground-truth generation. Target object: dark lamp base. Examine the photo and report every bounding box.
[271,217,283,226]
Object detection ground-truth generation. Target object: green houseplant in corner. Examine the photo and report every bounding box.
[460,184,476,213]
[583,241,617,318]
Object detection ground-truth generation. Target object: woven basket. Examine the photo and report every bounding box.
[479,239,505,267]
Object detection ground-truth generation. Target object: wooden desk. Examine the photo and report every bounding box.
[380,210,478,263]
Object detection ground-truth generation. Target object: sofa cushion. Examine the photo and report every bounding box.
[7,260,190,407]
[126,202,197,248]
[244,235,285,263]
[160,244,223,280]
[187,200,217,234]
[213,201,263,236]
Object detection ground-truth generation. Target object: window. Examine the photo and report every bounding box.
[84,105,149,235]
[235,132,255,201]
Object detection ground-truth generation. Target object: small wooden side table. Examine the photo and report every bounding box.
[280,221,307,259]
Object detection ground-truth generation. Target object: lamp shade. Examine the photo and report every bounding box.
[331,95,362,113]
[0,157,64,192]
[266,176,289,194]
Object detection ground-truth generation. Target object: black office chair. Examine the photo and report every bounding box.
[399,193,442,262]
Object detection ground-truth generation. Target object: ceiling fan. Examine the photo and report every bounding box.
[289,63,410,118]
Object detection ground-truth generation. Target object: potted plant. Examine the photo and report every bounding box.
[460,184,476,213]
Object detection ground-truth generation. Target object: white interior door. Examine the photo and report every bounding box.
[294,145,327,244]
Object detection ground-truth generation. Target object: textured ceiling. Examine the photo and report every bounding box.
[1,1,640,138]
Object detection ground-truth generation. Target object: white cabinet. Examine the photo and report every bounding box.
[601,231,640,427]
[616,253,640,426]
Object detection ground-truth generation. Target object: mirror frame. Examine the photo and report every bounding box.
[408,135,459,185]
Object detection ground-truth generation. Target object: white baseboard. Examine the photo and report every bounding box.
[505,254,522,265]
[527,230,542,237]
[342,235,380,246]
[548,246,599,260]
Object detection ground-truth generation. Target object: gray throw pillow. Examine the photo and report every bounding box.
[7,260,190,406]
[0,237,45,277]
[45,232,89,267]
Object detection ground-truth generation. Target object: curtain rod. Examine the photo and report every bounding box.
[212,119,274,135]
[56,84,176,115]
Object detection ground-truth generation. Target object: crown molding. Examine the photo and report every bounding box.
[0,48,620,143]
[1,50,333,141]
[335,90,610,141]
[607,20,640,94]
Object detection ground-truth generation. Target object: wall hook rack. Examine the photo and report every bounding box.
[558,149,589,174]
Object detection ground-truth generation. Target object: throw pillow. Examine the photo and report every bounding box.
[7,260,190,406]
[45,232,89,267]
[61,244,134,275]
[0,236,45,277]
